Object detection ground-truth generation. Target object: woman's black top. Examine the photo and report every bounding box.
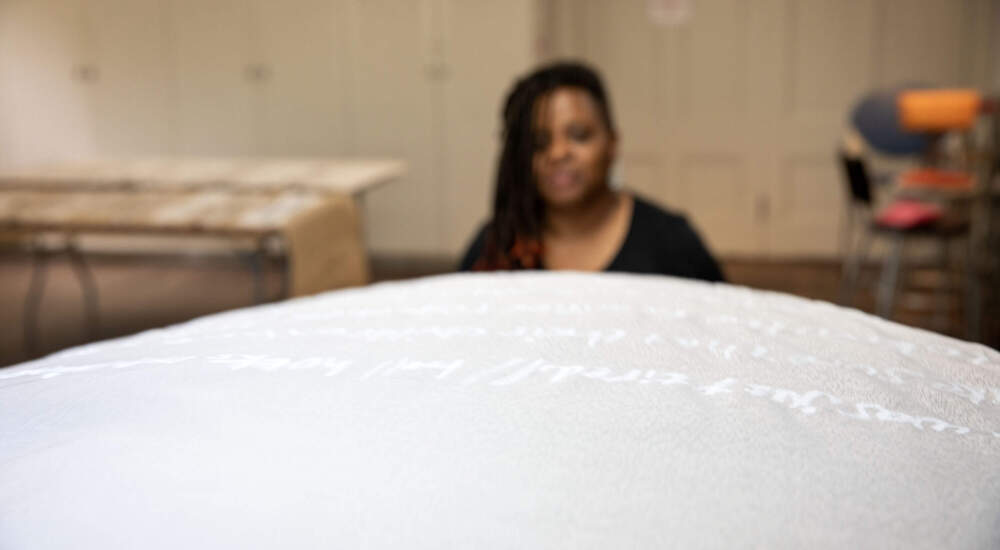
[458,195,725,282]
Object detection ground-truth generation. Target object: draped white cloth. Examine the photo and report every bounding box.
[2,272,998,549]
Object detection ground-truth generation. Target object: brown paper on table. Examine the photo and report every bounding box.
[283,194,369,296]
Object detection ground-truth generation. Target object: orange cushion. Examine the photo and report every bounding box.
[897,89,981,131]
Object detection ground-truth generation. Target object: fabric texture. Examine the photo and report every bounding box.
[1,272,998,549]
[284,193,368,296]
[458,195,725,282]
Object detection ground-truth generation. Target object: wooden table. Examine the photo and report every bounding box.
[0,158,405,195]
[0,158,405,353]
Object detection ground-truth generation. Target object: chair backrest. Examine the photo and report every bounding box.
[851,89,931,156]
[898,89,981,132]
[838,151,873,206]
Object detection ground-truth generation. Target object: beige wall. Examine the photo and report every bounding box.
[0,0,97,166]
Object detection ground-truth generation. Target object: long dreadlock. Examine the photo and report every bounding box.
[473,61,617,270]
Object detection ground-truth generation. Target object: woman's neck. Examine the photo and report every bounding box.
[544,188,622,239]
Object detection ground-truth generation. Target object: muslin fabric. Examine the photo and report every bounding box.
[2,272,998,549]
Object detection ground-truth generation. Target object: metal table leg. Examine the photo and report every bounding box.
[65,236,101,341]
[23,238,49,355]
[965,232,981,341]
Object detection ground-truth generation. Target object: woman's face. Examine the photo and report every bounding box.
[531,87,616,208]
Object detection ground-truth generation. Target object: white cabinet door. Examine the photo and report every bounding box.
[347,0,440,254]
[85,0,354,158]
[0,0,96,166]
[252,0,351,156]
[766,0,877,257]
[440,0,535,254]
[170,0,255,156]
[85,0,172,155]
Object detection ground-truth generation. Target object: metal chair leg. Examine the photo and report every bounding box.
[839,203,856,270]
[841,228,872,307]
[839,208,857,305]
[23,240,50,356]
[65,237,101,341]
[876,233,905,319]
[932,239,952,332]
[964,233,981,341]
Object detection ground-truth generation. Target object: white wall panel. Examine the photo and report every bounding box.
[346,0,440,254]
[0,0,96,166]
[253,0,351,156]
[769,155,844,256]
[86,0,172,155]
[170,0,255,155]
[875,0,966,87]
[784,0,876,118]
[676,155,755,255]
[675,0,748,119]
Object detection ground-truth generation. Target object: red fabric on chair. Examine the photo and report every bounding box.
[874,199,942,229]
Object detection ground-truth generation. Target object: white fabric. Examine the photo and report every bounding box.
[1,272,998,549]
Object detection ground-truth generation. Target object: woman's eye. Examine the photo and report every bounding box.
[533,135,550,151]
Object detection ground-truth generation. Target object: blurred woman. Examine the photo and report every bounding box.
[459,61,723,282]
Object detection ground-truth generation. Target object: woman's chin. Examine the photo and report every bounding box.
[543,194,584,209]
[541,183,607,209]
[540,182,585,206]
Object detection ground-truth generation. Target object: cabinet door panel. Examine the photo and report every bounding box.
[170,0,255,155]
[254,0,351,156]
[87,0,171,155]
[348,0,439,253]
[0,0,95,165]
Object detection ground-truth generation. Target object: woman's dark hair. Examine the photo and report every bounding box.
[473,61,617,270]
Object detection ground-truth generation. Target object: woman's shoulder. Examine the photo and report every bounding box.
[622,192,725,282]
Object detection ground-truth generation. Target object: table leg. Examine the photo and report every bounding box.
[276,235,290,300]
[65,236,101,341]
[250,239,267,305]
[23,239,49,355]
[355,194,372,284]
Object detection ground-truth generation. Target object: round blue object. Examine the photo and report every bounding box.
[851,89,932,156]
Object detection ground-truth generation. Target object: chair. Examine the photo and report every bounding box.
[838,88,990,333]
[838,148,970,326]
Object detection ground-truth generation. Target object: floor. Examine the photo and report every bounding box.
[0,252,991,368]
